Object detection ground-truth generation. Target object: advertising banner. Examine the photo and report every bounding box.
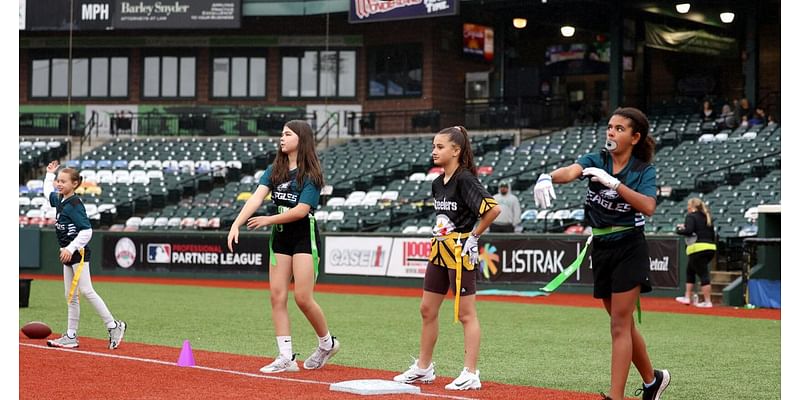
[115,0,240,29]
[463,23,494,62]
[324,236,392,276]
[103,233,267,273]
[349,0,457,24]
[645,22,737,57]
[476,236,679,288]
[24,0,239,30]
[386,237,431,278]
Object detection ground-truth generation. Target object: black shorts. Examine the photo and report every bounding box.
[270,226,321,259]
[423,263,477,296]
[687,249,715,285]
[591,230,652,299]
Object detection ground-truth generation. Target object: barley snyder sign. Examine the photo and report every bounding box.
[103,234,266,273]
[23,0,239,30]
[349,0,458,24]
[326,236,680,288]
[115,0,240,29]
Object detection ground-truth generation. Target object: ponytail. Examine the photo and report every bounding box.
[688,197,712,227]
[437,126,477,175]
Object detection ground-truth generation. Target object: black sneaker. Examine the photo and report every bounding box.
[636,369,671,400]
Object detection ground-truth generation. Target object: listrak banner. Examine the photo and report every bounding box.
[103,234,266,273]
[324,236,392,276]
[349,0,458,24]
[477,237,680,288]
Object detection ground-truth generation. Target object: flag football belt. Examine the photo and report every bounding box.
[592,225,634,236]
[430,231,473,323]
[269,206,319,281]
[686,242,717,255]
[66,248,85,305]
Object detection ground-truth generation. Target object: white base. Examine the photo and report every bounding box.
[330,379,421,395]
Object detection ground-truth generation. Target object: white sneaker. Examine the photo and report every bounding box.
[445,368,481,390]
[303,336,340,369]
[694,301,713,308]
[393,358,435,384]
[675,296,691,305]
[47,333,79,349]
[259,354,300,373]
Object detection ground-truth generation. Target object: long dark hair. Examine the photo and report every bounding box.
[270,120,324,189]
[437,125,477,175]
[612,107,655,163]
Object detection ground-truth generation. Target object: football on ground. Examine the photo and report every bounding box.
[21,321,52,339]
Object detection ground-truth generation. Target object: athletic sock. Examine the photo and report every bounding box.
[277,336,293,359]
[318,332,333,350]
[106,321,117,329]
[644,377,657,388]
[66,329,76,338]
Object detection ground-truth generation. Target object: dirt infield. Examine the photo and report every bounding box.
[19,274,781,320]
[20,336,609,400]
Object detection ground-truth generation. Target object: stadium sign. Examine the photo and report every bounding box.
[386,237,431,278]
[324,236,392,276]
[103,233,266,273]
[349,0,458,24]
[23,0,239,30]
[114,0,240,29]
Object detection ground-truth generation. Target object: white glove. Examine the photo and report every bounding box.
[582,167,621,190]
[533,173,556,209]
[461,234,480,266]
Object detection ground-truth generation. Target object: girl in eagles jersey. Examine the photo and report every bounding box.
[534,108,670,400]
[394,126,501,391]
[227,120,338,374]
[42,161,127,350]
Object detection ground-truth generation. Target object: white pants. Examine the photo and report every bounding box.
[63,261,115,333]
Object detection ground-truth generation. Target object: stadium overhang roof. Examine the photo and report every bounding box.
[243,0,350,16]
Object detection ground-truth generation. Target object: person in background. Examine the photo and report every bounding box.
[675,198,717,308]
[701,100,715,122]
[490,180,521,233]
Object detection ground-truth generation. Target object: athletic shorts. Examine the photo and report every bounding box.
[591,230,652,299]
[423,263,477,296]
[270,225,321,258]
[686,249,715,285]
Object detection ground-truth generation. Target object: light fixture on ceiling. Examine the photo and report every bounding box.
[675,3,690,14]
[720,12,735,23]
[560,25,575,37]
[513,18,528,29]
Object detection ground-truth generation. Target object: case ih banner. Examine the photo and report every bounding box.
[23,0,239,30]
[103,233,266,274]
[349,0,458,24]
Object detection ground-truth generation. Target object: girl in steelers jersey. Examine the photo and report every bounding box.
[394,126,501,391]
[228,120,338,374]
[534,108,670,400]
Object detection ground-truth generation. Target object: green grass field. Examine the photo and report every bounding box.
[20,280,780,399]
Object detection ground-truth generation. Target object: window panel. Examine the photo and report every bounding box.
[338,51,356,97]
[249,58,266,97]
[213,58,229,97]
[51,59,68,97]
[70,58,88,97]
[230,57,247,97]
[281,57,298,97]
[160,57,178,97]
[319,51,337,97]
[300,51,317,97]
[179,57,195,97]
[31,60,49,97]
[368,44,422,97]
[110,57,128,97]
[90,58,108,97]
[143,57,159,97]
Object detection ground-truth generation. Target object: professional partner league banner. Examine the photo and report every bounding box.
[103,233,266,274]
[349,0,458,24]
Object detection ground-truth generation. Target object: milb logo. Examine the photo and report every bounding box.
[147,244,172,263]
[82,3,110,21]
